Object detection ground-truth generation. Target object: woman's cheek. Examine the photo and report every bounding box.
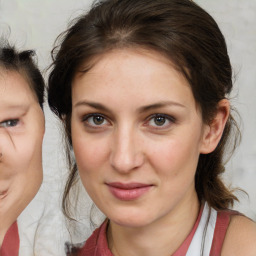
[74,133,109,166]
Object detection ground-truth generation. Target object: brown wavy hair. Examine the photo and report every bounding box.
[48,0,240,220]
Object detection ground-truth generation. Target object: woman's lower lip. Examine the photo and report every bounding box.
[108,185,152,201]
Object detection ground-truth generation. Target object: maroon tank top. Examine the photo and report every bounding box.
[66,209,239,256]
[0,221,19,256]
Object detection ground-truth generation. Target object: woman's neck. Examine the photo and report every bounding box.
[107,193,200,256]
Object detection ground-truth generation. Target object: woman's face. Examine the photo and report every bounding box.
[0,70,44,227]
[71,49,209,228]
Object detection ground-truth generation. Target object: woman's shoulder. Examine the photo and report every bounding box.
[221,213,256,255]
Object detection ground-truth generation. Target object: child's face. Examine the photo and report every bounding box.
[0,70,44,228]
[71,48,209,228]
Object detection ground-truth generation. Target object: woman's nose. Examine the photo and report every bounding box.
[110,128,144,173]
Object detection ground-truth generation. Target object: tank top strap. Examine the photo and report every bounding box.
[186,202,217,256]
[209,210,240,255]
[0,221,19,256]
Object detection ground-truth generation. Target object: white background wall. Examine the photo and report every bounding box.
[0,0,256,253]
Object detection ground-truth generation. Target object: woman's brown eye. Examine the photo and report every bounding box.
[93,115,105,125]
[147,114,175,129]
[83,114,109,127]
[154,116,166,126]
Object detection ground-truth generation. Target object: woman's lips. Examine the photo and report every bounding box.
[106,182,153,201]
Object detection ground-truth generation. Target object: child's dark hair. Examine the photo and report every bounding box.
[0,40,45,108]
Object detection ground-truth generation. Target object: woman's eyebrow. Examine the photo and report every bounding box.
[74,100,111,112]
[138,101,186,113]
[74,100,186,113]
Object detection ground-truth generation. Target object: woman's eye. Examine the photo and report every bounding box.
[84,114,109,127]
[0,119,19,128]
[147,114,174,128]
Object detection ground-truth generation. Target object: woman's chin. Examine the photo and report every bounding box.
[109,212,154,229]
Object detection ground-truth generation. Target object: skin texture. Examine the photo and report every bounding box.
[71,49,229,256]
[0,70,44,245]
[222,215,256,256]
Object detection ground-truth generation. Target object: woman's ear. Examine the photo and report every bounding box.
[200,99,230,154]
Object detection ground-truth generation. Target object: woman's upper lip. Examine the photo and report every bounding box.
[106,182,153,189]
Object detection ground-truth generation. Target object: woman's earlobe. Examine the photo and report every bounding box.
[200,99,230,154]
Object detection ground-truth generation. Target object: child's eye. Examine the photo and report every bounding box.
[83,114,110,127]
[0,119,19,128]
[147,114,175,128]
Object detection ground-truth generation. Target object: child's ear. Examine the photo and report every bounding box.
[200,99,230,154]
